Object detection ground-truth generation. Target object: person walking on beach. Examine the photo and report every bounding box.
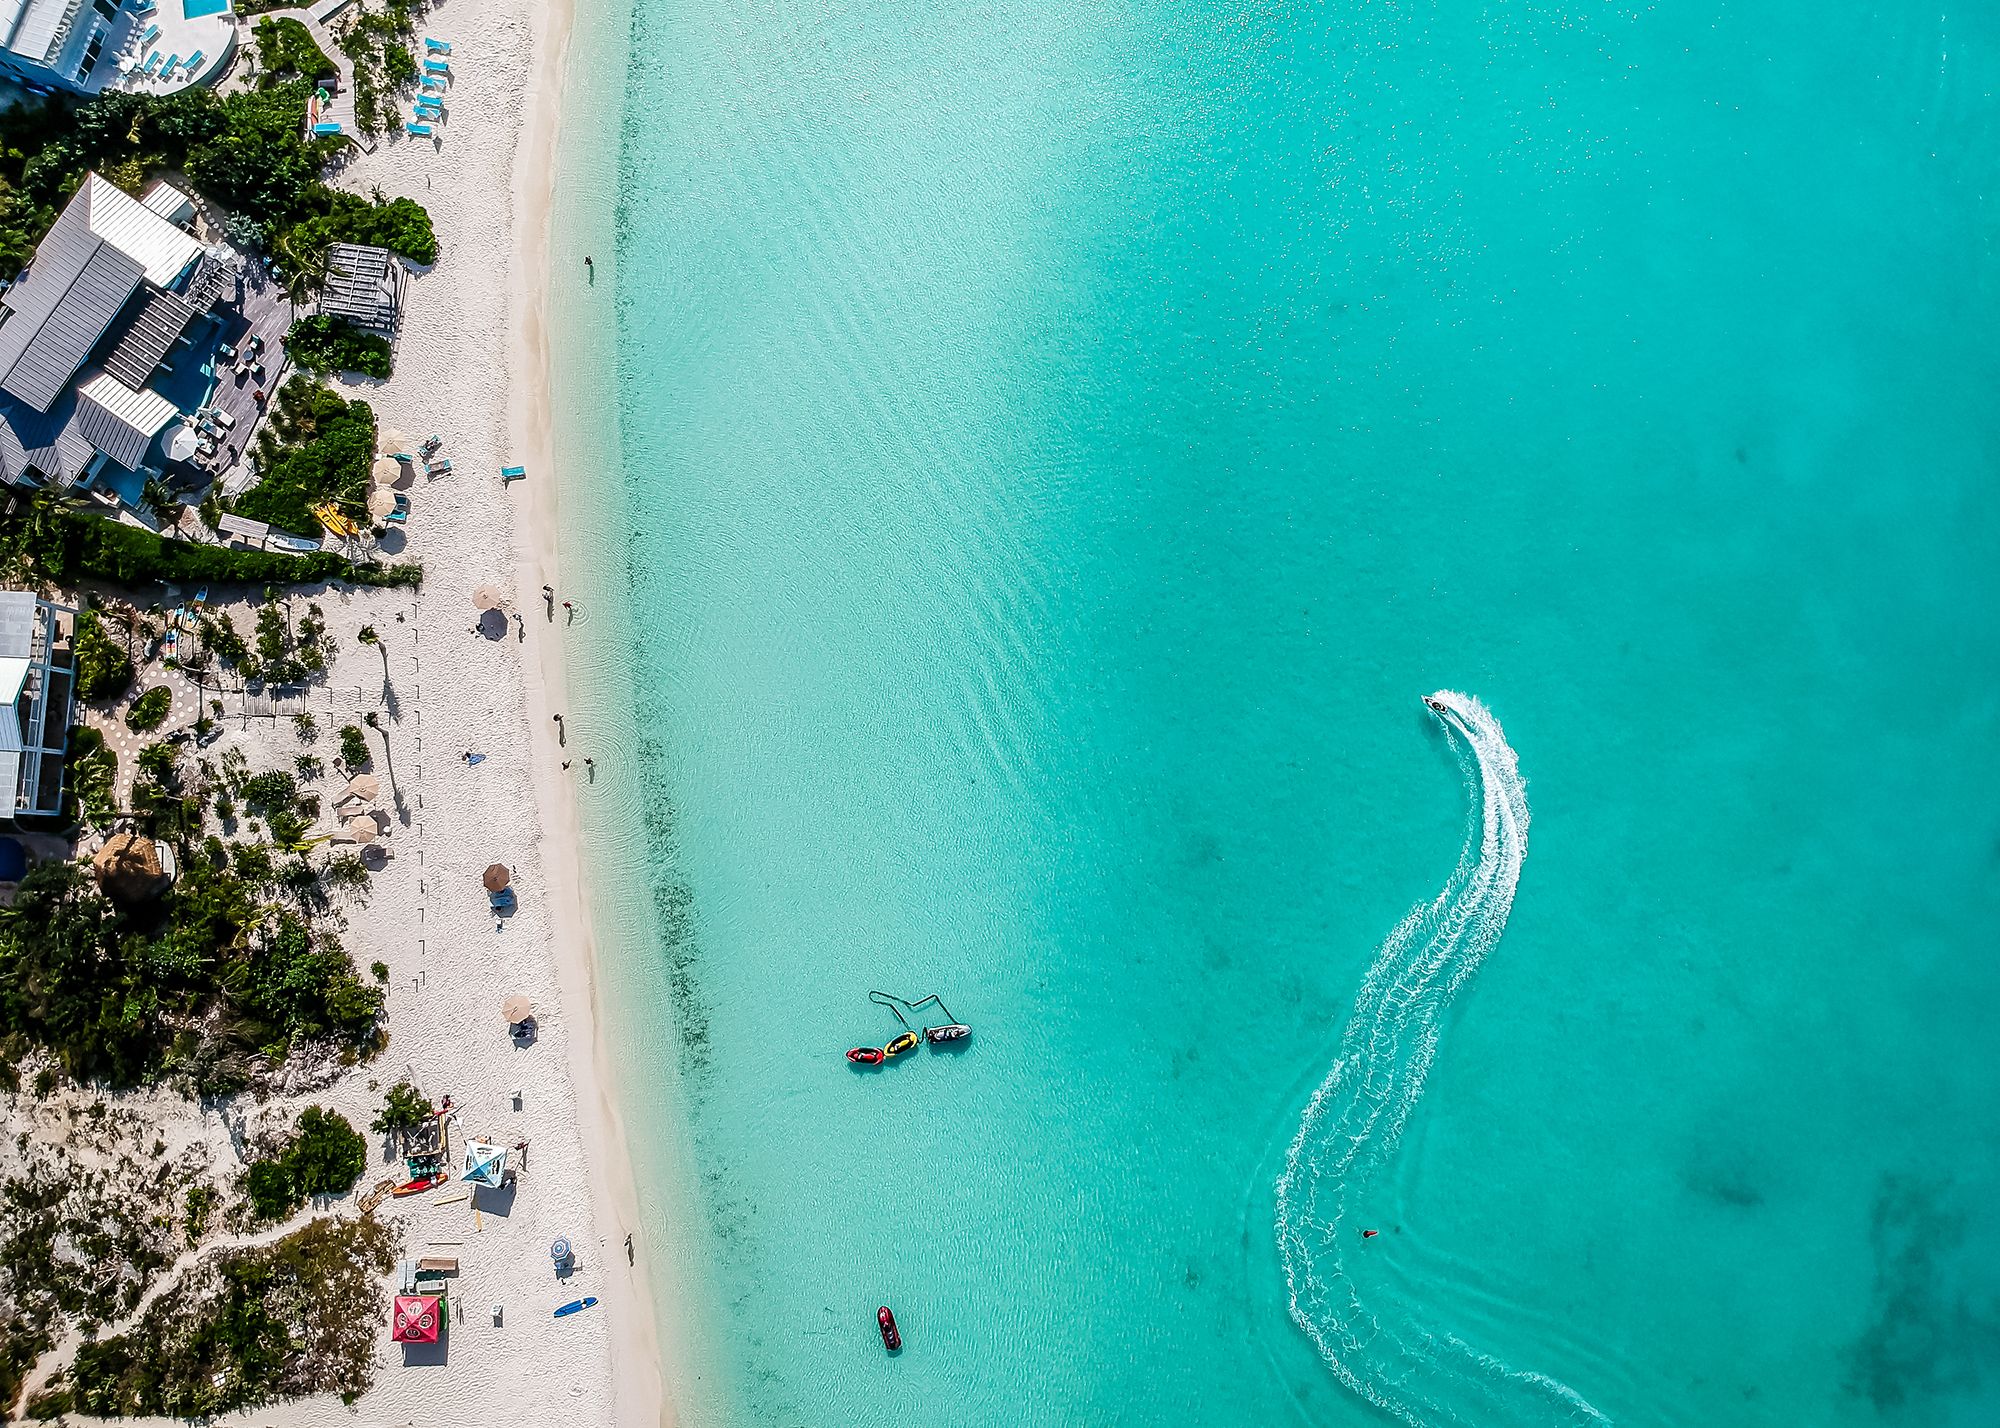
[553,713,565,746]
[583,756,595,781]
[625,1233,633,1265]
[585,255,594,285]
[562,760,571,771]
[543,584,555,620]
[563,599,575,624]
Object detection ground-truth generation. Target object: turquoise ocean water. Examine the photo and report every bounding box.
[546,1,2000,1423]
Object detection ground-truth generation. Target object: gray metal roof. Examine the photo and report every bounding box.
[0,390,100,488]
[319,243,400,331]
[74,373,175,472]
[100,284,199,390]
[0,237,145,412]
[0,590,35,662]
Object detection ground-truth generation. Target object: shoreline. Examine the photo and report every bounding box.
[504,0,672,1421]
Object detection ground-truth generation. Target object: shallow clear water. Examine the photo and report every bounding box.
[561,1,2000,1423]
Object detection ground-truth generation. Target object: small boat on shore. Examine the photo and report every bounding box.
[846,1046,885,1065]
[923,1023,970,1043]
[882,1031,920,1058]
[392,1174,445,1197]
[877,1305,901,1352]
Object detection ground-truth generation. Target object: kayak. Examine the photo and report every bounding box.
[554,1297,598,1318]
[391,1174,444,1197]
[877,1305,901,1352]
[846,1046,885,1065]
[882,1031,920,1058]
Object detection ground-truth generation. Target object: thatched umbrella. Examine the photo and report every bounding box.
[368,488,396,522]
[482,863,511,893]
[471,584,505,611]
[502,994,533,1025]
[371,456,402,487]
[376,426,410,456]
[347,814,379,845]
[92,833,170,904]
[345,773,381,803]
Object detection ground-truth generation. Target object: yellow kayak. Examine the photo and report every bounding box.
[312,501,359,537]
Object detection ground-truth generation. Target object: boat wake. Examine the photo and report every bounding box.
[1274,691,1608,1427]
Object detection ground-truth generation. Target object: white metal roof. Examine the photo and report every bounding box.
[77,370,177,437]
[0,656,26,704]
[77,175,205,287]
[141,182,196,226]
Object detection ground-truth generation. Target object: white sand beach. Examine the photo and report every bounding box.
[1,1,667,1422]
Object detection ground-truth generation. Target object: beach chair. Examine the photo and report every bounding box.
[415,102,444,119]
[184,49,203,71]
[160,53,179,73]
[500,465,526,483]
[141,23,159,44]
[406,122,434,137]
[141,52,163,76]
[425,37,451,54]
[426,458,452,475]
[423,58,450,74]
[389,494,411,523]
[313,122,344,135]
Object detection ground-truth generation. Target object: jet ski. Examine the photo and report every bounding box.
[882,1031,920,1058]
[878,1305,902,1352]
[846,1046,885,1065]
[923,1023,971,1043]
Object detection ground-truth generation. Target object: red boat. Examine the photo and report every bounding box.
[877,1305,901,1352]
[391,1174,444,1197]
[846,1047,885,1065]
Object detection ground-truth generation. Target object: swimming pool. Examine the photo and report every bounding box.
[182,0,229,19]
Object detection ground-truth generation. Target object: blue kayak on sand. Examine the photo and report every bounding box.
[554,1297,598,1318]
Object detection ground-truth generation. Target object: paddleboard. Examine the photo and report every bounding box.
[553,1297,598,1318]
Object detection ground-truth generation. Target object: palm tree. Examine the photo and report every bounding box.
[141,476,183,528]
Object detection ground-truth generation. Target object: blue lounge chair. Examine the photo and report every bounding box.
[406,122,433,137]
[388,493,411,523]
[415,99,443,116]
[425,37,451,54]
[423,58,450,74]
[500,465,526,482]
[426,458,452,475]
[184,49,203,71]
[141,23,159,43]
[160,53,179,72]
[313,122,343,135]
[142,52,163,76]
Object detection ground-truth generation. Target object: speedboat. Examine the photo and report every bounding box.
[1423,696,1446,713]
[877,1305,902,1352]
[846,1046,885,1065]
[923,1023,971,1043]
[883,1031,920,1058]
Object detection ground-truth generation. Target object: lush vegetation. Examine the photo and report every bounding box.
[0,772,383,1087]
[283,313,394,378]
[243,1106,367,1219]
[65,1213,398,1416]
[124,686,171,733]
[233,376,377,534]
[370,1078,432,1141]
[338,0,424,139]
[1,495,421,591]
[0,81,434,281]
[254,18,338,84]
[63,725,118,827]
[70,609,134,703]
[338,724,371,772]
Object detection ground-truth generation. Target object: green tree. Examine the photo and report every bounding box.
[72,609,134,702]
[125,686,172,732]
[370,1078,430,1140]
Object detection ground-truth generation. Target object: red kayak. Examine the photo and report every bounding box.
[391,1174,444,1197]
[847,1047,885,1065]
[877,1305,901,1352]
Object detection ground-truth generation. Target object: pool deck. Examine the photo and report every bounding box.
[94,2,240,98]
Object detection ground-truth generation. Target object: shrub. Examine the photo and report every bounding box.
[283,314,393,379]
[370,1079,429,1138]
[125,686,171,732]
[19,508,420,589]
[337,725,369,771]
[234,377,376,535]
[72,608,134,701]
[255,18,338,84]
[288,1106,367,1198]
[245,1158,295,1219]
[240,769,298,814]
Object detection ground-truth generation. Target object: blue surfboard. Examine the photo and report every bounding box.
[553,1296,598,1318]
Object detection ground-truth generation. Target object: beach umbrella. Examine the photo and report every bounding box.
[482,863,511,893]
[471,584,505,610]
[167,425,200,462]
[368,488,396,521]
[462,1140,509,1188]
[391,1294,440,1344]
[502,994,533,1024]
[348,814,378,845]
[371,456,402,486]
[376,425,410,456]
[345,773,381,802]
[477,607,508,640]
[550,1237,573,1264]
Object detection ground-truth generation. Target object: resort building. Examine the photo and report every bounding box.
[0,589,76,822]
[0,0,237,98]
[0,172,244,512]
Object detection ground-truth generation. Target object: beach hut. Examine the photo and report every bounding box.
[92,833,175,904]
[391,1294,441,1344]
[461,1139,508,1188]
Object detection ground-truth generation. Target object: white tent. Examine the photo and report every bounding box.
[461,1140,508,1188]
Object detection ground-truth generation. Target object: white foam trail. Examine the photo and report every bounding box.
[1274,691,1609,1428]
